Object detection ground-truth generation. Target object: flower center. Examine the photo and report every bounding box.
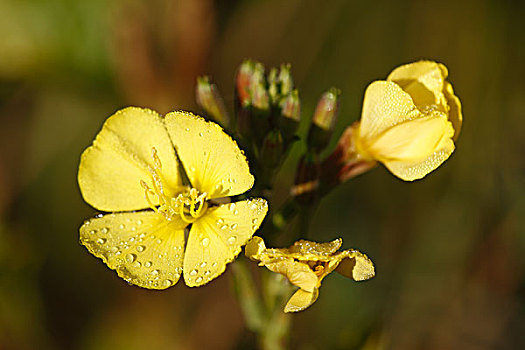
[140,148,208,223]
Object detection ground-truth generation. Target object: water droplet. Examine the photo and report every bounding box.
[110,246,118,253]
[95,213,103,218]
[89,230,96,235]
[195,276,203,283]
[227,236,237,245]
[126,253,136,263]
[216,218,224,226]
[220,225,228,230]
[228,203,236,211]
[163,279,173,287]
[139,233,146,239]
[156,238,163,244]
[131,226,136,231]
[231,223,238,230]
[212,262,217,268]
[252,218,258,224]
[185,127,190,131]
[144,261,152,268]
[190,166,195,172]
[137,219,143,225]
[119,224,125,230]
[136,245,145,252]
[96,238,106,244]
[199,132,203,137]
[84,220,91,225]
[132,261,141,268]
[190,269,198,276]
[233,210,239,215]
[151,269,159,276]
[129,237,135,242]
[201,238,210,247]
[204,270,211,276]
[200,262,207,268]
[101,227,109,234]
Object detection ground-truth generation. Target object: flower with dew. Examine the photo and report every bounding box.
[78,107,268,289]
[352,60,463,181]
[245,236,374,312]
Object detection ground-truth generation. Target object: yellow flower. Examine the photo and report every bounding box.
[245,236,374,312]
[353,60,463,181]
[78,107,268,289]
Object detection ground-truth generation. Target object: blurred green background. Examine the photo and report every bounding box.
[1,0,524,349]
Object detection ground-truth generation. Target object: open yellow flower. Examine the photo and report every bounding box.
[245,236,374,312]
[78,107,268,289]
[353,60,462,181]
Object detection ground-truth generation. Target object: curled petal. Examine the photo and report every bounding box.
[284,288,319,313]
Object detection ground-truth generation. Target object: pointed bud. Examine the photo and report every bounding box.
[235,60,256,109]
[307,87,341,153]
[279,90,301,138]
[292,153,320,205]
[268,67,279,105]
[196,76,230,126]
[278,63,293,97]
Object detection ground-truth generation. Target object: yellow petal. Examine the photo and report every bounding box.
[284,288,319,313]
[164,111,254,199]
[335,250,375,281]
[183,198,268,286]
[369,112,454,163]
[78,107,180,211]
[265,259,318,293]
[289,238,342,258]
[359,81,420,144]
[383,138,455,181]
[444,82,463,140]
[79,211,187,289]
[245,236,267,260]
[387,60,447,110]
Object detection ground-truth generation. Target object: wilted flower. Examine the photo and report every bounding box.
[352,60,463,181]
[245,236,374,312]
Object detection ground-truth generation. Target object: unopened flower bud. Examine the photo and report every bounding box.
[268,67,279,105]
[307,88,340,153]
[278,63,293,97]
[279,90,301,138]
[235,60,256,109]
[196,76,229,126]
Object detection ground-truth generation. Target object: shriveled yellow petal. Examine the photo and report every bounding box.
[284,288,319,313]
[183,198,268,286]
[335,250,375,281]
[289,238,342,257]
[265,259,318,293]
[245,236,267,261]
[164,111,254,199]
[78,107,180,211]
[368,112,454,163]
[79,211,187,289]
[359,81,420,144]
[383,139,455,181]
[444,81,462,140]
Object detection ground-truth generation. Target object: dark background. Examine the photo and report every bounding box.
[1,0,524,349]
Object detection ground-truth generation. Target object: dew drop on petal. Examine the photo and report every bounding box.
[136,245,145,252]
[220,225,228,230]
[101,227,109,234]
[200,262,207,268]
[119,224,125,230]
[227,236,237,245]
[190,269,198,276]
[156,238,163,244]
[144,261,152,268]
[252,218,258,225]
[89,230,96,235]
[196,276,203,283]
[201,238,210,247]
[137,220,143,225]
[96,238,106,244]
[126,253,136,263]
[132,261,141,268]
[151,269,160,276]
[163,279,173,288]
